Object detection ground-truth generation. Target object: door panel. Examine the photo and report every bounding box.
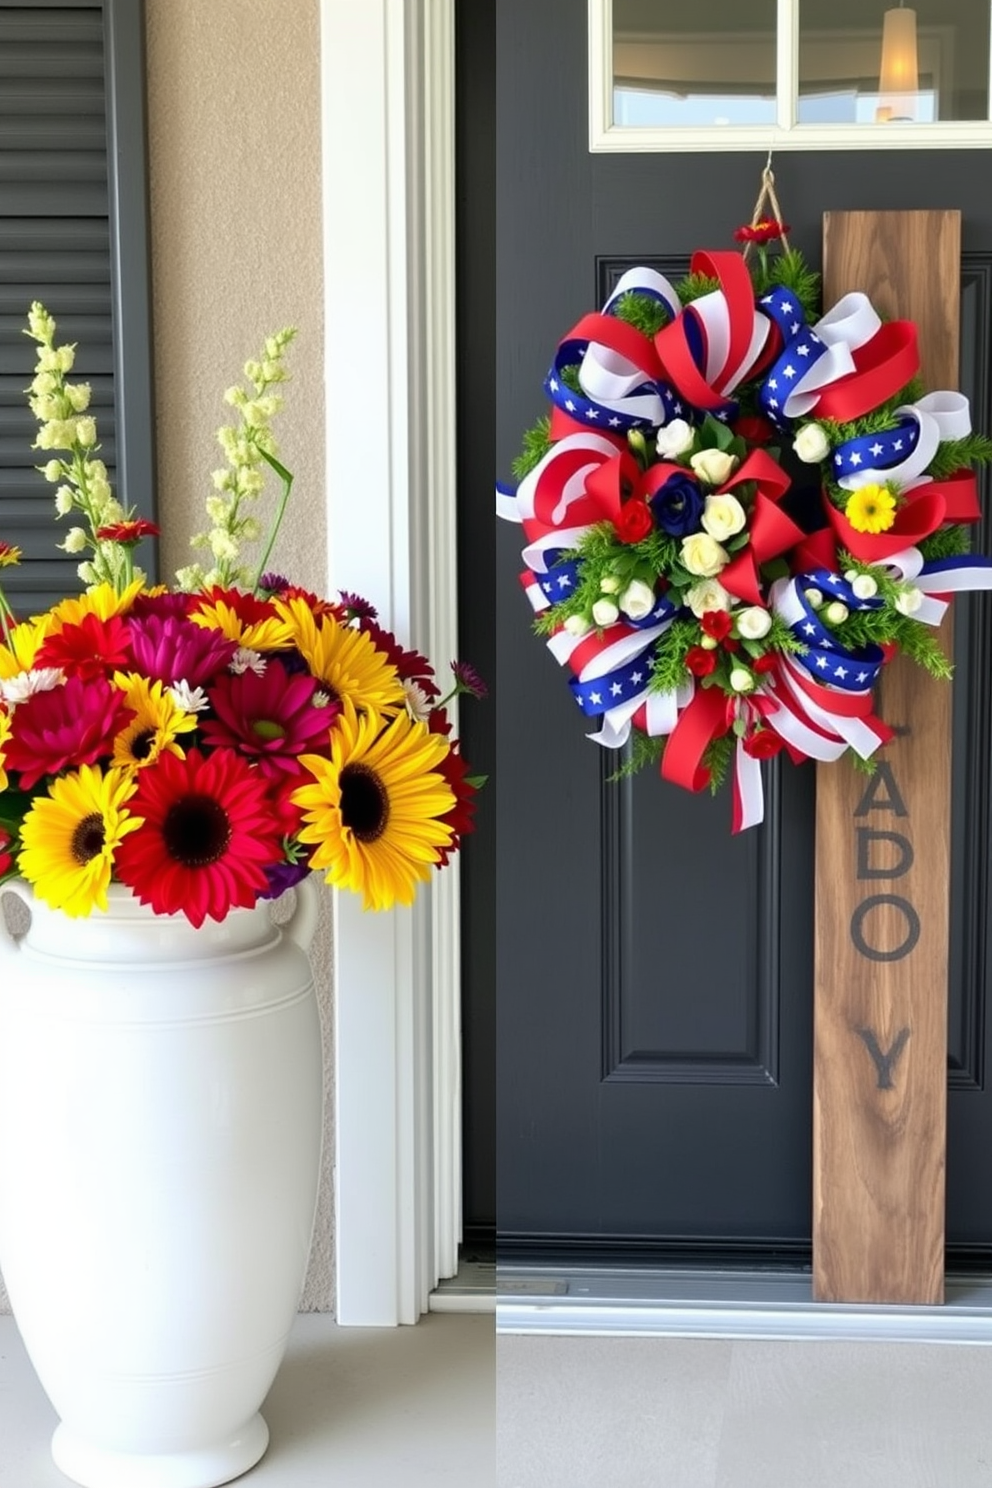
[482,0,992,1262]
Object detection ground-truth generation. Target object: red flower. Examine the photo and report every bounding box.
[95,518,160,545]
[0,828,11,877]
[3,675,134,789]
[434,740,478,865]
[359,620,438,692]
[35,612,133,680]
[734,219,789,245]
[733,415,776,445]
[752,653,778,675]
[614,499,653,545]
[685,646,717,678]
[700,611,732,642]
[201,658,338,774]
[113,747,285,927]
[743,727,784,760]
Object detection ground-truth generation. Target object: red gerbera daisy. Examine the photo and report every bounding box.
[34,612,133,680]
[95,518,161,545]
[434,739,478,865]
[0,827,12,877]
[200,658,338,773]
[3,674,134,789]
[113,747,285,927]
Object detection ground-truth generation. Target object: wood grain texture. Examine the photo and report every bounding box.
[813,211,960,1304]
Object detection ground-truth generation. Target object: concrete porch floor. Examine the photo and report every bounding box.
[0,1311,494,1486]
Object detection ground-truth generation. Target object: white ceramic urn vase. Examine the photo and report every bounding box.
[0,877,324,1488]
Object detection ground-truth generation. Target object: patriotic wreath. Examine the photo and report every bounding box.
[497,208,992,831]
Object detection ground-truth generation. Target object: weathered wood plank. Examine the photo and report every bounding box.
[812,210,959,1305]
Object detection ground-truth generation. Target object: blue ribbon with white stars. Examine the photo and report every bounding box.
[543,338,679,434]
[832,419,920,482]
[757,287,830,430]
[570,651,660,718]
[784,571,884,691]
[533,559,582,606]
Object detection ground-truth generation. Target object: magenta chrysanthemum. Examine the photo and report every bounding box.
[200,658,337,774]
[3,674,134,789]
[128,614,237,688]
[113,747,285,927]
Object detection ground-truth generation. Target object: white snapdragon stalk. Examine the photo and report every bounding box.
[186,327,298,592]
[24,302,156,595]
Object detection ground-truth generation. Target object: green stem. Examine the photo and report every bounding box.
[250,447,294,596]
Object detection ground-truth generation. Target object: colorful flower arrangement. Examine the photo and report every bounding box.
[498,208,992,830]
[0,306,483,921]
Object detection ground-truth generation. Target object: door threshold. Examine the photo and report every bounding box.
[497,1264,992,1343]
[430,1257,496,1314]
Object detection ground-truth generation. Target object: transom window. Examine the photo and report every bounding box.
[590,0,992,149]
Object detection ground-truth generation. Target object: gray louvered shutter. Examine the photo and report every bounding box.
[0,0,154,616]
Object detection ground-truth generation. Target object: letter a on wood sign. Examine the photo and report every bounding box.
[812,210,956,1307]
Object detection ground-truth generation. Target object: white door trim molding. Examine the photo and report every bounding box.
[320,0,460,1326]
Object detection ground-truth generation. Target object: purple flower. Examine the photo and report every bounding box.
[450,660,488,699]
[260,859,313,899]
[258,572,290,595]
[649,472,704,538]
[338,591,378,621]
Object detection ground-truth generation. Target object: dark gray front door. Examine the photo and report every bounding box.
[460,0,992,1264]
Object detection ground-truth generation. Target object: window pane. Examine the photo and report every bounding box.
[798,0,989,124]
[612,0,778,128]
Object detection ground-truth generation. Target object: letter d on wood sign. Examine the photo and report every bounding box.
[812,210,957,1306]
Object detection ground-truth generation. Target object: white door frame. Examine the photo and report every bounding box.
[321,0,461,1325]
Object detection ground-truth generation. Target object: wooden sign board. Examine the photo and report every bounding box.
[812,210,960,1305]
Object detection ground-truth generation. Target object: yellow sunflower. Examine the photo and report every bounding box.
[292,705,455,911]
[44,578,145,628]
[0,615,53,679]
[18,764,143,916]
[0,709,10,790]
[845,484,897,535]
[111,671,198,771]
[276,597,405,718]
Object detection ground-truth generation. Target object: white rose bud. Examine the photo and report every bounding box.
[852,573,879,601]
[895,585,924,616]
[599,574,621,594]
[591,597,620,628]
[804,587,824,609]
[700,635,719,651]
[684,578,732,617]
[654,417,695,459]
[730,667,756,693]
[823,601,849,625]
[736,605,773,640]
[701,492,746,542]
[681,532,729,578]
[689,448,739,487]
[618,579,655,620]
[563,614,592,638]
[792,422,831,464]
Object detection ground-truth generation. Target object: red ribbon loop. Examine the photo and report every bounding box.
[814,320,920,422]
[825,486,946,563]
[660,684,730,793]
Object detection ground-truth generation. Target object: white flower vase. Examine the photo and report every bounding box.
[0,877,324,1488]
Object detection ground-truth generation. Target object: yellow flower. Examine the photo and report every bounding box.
[18,764,143,917]
[845,484,897,535]
[111,672,198,771]
[276,597,405,717]
[0,709,10,791]
[44,579,145,628]
[189,596,295,653]
[292,705,455,911]
[0,616,52,679]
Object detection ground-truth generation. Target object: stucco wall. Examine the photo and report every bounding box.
[144,0,333,1312]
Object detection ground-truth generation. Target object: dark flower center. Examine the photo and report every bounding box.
[340,764,389,843]
[71,812,105,865]
[162,793,232,867]
[131,728,157,761]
